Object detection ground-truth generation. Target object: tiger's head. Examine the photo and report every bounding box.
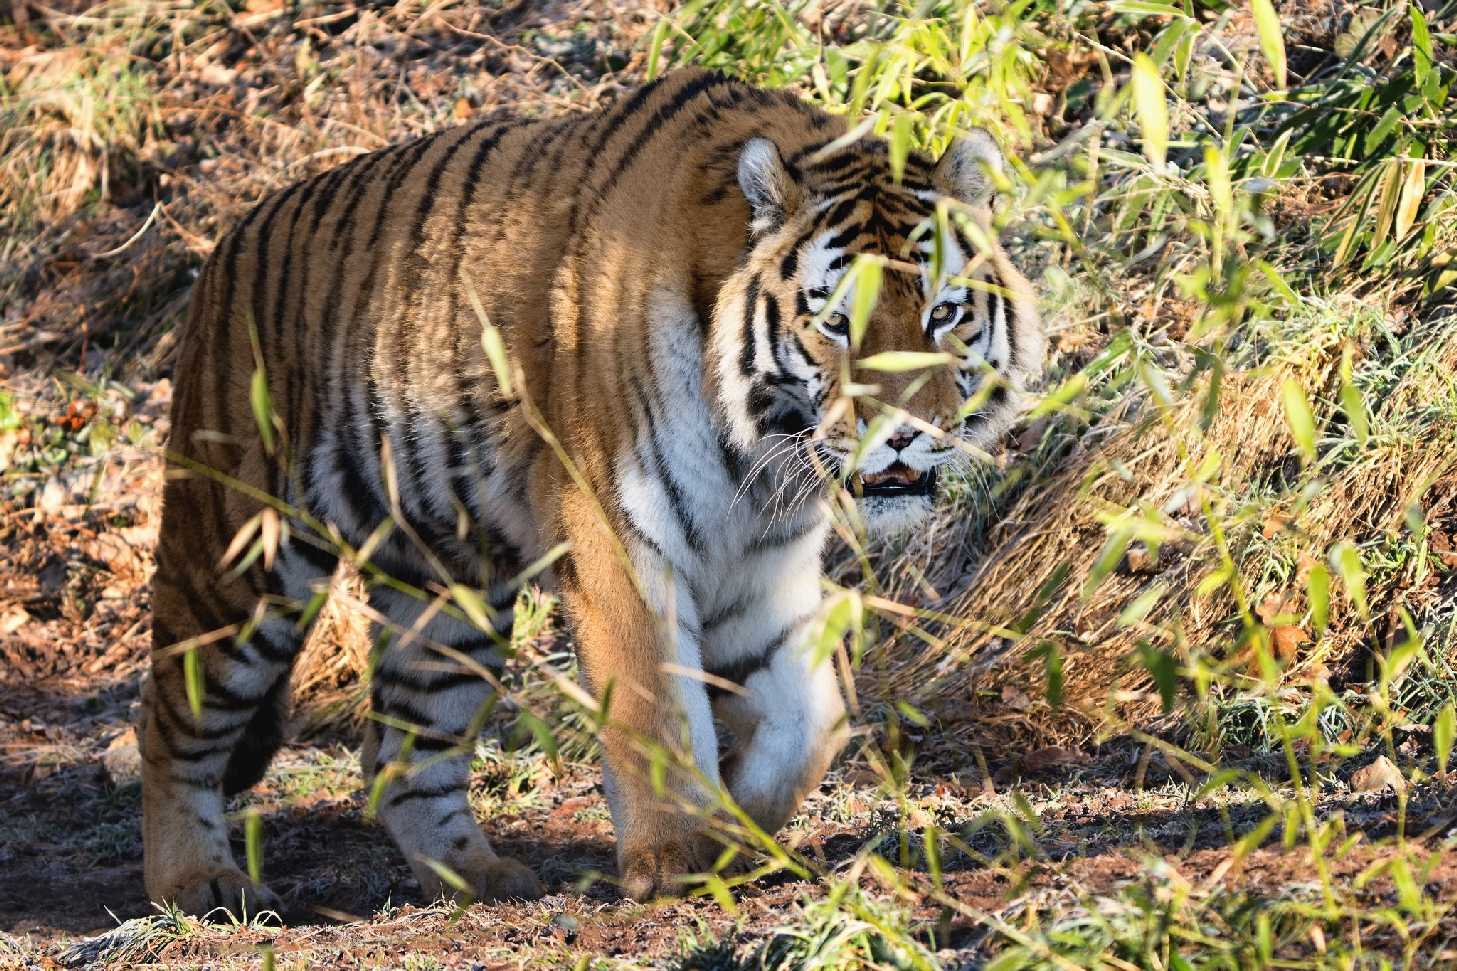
[711,131,1045,535]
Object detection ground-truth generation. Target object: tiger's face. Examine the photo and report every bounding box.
[712,132,1045,535]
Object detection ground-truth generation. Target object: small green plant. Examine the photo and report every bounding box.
[1273,1,1457,302]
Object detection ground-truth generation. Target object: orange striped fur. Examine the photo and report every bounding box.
[140,69,1043,914]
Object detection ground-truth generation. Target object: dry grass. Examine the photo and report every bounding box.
[867,299,1457,751]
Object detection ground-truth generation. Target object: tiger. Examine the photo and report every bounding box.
[139,67,1044,916]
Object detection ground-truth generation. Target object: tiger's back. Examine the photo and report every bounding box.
[143,68,1043,913]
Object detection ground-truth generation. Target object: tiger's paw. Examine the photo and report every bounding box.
[469,856,545,903]
[157,868,283,922]
[417,852,544,904]
[620,834,717,902]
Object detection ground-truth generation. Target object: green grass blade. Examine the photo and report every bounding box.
[1250,0,1286,90]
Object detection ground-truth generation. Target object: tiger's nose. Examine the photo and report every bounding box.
[887,428,917,452]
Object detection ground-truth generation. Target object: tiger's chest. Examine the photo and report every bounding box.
[611,292,831,673]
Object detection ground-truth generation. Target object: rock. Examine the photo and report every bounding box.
[38,476,66,515]
[1351,755,1406,794]
[102,728,142,785]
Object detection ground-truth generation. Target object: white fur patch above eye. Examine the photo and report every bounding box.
[915,222,970,296]
[801,230,848,293]
[918,225,975,346]
[799,228,857,340]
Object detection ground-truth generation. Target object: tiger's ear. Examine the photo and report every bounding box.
[737,137,799,237]
[932,129,1005,208]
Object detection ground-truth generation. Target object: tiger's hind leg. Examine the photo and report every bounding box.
[140,476,338,918]
[363,581,543,904]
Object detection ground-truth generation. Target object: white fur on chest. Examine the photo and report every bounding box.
[616,289,830,674]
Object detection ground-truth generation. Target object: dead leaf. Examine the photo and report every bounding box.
[1000,685,1032,711]
[1124,546,1156,574]
[198,63,238,87]
[1271,625,1309,665]
[1350,755,1406,794]
[549,795,594,821]
[1257,592,1302,626]
[102,728,142,785]
[1431,530,1457,568]
[1015,417,1049,454]
[0,606,30,636]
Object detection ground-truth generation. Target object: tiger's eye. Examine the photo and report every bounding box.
[822,312,850,336]
[929,302,956,324]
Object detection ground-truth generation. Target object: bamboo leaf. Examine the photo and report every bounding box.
[1085,528,1133,597]
[1369,159,1402,256]
[1205,144,1233,230]
[1256,260,1300,307]
[245,808,264,885]
[700,874,738,916]
[849,256,882,348]
[1436,703,1455,775]
[1026,372,1088,420]
[1411,4,1434,91]
[1395,157,1426,240]
[1251,0,1287,89]
[1138,642,1179,713]
[450,583,496,633]
[518,710,560,770]
[249,367,275,455]
[1028,641,1065,707]
[1196,565,1232,599]
[258,508,280,572]
[1330,542,1368,619]
[644,18,670,82]
[218,512,262,572]
[1340,381,1369,447]
[889,111,914,184]
[422,858,473,899]
[1365,105,1402,155]
[462,268,513,400]
[1107,0,1190,16]
[1131,54,1168,170]
[856,351,954,372]
[895,701,929,727]
[1308,563,1330,633]
[922,825,943,889]
[1118,583,1167,627]
[1280,379,1317,464]
[183,646,204,720]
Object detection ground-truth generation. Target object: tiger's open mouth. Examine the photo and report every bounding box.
[850,463,937,498]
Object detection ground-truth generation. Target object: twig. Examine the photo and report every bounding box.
[91,203,160,260]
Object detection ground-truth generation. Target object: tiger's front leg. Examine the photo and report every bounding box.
[715,627,848,836]
[709,589,849,839]
[561,501,723,901]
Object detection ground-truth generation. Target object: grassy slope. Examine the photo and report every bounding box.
[2,0,1457,968]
